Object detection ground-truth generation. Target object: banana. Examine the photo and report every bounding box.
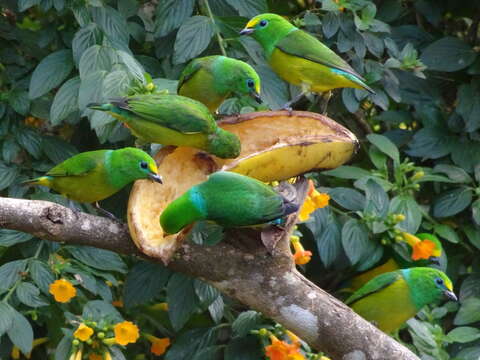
[128,110,358,263]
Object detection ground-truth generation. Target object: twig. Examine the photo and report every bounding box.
[203,0,227,56]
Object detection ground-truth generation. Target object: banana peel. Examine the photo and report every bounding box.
[128,110,358,263]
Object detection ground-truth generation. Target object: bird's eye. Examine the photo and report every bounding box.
[435,278,444,286]
[140,161,148,169]
[247,79,255,88]
[259,19,268,27]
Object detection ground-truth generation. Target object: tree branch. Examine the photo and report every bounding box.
[0,196,419,360]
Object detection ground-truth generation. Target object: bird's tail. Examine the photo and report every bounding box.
[21,176,51,187]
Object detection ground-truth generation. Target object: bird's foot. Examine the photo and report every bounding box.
[281,104,294,116]
[94,202,122,223]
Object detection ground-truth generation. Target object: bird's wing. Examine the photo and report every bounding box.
[276,29,366,81]
[345,271,402,305]
[46,151,103,177]
[177,59,203,93]
[116,95,214,134]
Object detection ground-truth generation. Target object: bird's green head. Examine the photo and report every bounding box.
[207,128,241,159]
[240,13,296,52]
[403,267,457,310]
[160,190,205,235]
[111,148,162,184]
[223,58,262,104]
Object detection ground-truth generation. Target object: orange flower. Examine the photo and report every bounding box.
[112,300,124,308]
[113,321,140,346]
[89,354,103,360]
[49,279,76,303]
[74,323,94,341]
[401,232,436,261]
[265,334,305,360]
[290,236,312,265]
[298,180,329,222]
[145,334,171,356]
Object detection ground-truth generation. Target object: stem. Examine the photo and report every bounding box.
[203,0,227,56]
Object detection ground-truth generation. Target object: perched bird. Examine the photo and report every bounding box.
[89,94,241,159]
[160,171,298,235]
[177,55,262,112]
[346,267,457,333]
[347,233,443,292]
[22,148,162,215]
[240,13,374,108]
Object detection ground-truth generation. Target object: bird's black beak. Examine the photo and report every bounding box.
[148,173,163,184]
[444,290,457,302]
[429,256,441,265]
[251,91,262,104]
[240,28,254,35]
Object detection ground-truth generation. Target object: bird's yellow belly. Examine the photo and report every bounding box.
[179,71,226,112]
[50,173,117,203]
[351,278,418,333]
[269,49,364,93]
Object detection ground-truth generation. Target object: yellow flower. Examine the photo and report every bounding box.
[264,334,305,360]
[69,348,83,360]
[145,334,171,356]
[401,232,437,261]
[290,236,312,265]
[11,346,20,359]
[74,323,94,341]
[114,321,140,346]
[49,279,76,303]
[298,180,329,222]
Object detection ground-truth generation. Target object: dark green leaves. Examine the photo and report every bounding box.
[341,219,369,265]
[155,0,196,37]
[421,37,477,72]
[232,311,262,337]
[7,309,34,354]
[16,282,49,307]
[67,246,127,273]
[72,23,103,66]
[167,273,199,331]
[0,230,33,247]
[50,77,81,125]
[173,16,214,64]
[29,50,74,99]
[224,0,268,18]
[457,79,480,133]
[364,179,389,218]
[123,261,170,308]
[367,134,400,163]
[30,259,55,294]
[0,260,27,291]
[432,187,473,218]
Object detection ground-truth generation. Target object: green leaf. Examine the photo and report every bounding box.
[165,327,217,360]
[167,273,199,331]
[9,90,30,115]
[16,282,49,307]
[433,164,473,184]
[254,64,289,110]
[152,78,179,94]
[16,128,42,159]
[0,229,33,247]
[367,134,400,163]
[189,222,224,246]
[7,308,33,354]
[82,300,123,322]
[18,0,41,11]
[0,260,27,291]
[123,261,170,308]
[328,188,365,211]
[315,209,341,267]
[0,302,14,337]
[173,16,214,64]
[78,45,117,79]
[30,259,55,294]
[455,346,480,360]
[434,224,459,243]
[460,274,480,302]
[421,37,477,72]
[457,80,480,132]
[29,50,73,99]
[208,294,224,323]
[472,199,480,226]
[41,136,78,164]
[323,166,371,180]
[72,23,103,66]
[432,187,473,218]
[322,12,340,38]
[118,0,138,17]
[342,219,370,265]
[154,0,195,37]
[194,280,219,308]
[54,336,72,360]
[454,298,480,325]
[448,327,480,343]
[193,346,222,360]
[50,77,80,126]
[2,137,20,163]
[117,51,145,82]
[224,0,267,17]
[90,6,130,47]
[389,195,422,233]
[225,336,263,360]
[0,162,19,190]
[78,70,108,110]
[232,310,262,337]
[67,246,127,273]
[102,70,131,98]
[364,179,389,218]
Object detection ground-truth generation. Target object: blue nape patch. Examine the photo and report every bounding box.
[189,188,207,214]
[401,268,411,281]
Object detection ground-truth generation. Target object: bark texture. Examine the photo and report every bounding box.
[0,196,419,360]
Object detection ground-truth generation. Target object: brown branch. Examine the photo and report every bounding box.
[0,196,419,360]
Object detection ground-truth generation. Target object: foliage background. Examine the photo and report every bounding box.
[1,0,480,358]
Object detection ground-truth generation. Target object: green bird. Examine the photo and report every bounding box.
[160,171,298,235]
[22,147,162,208]
[346,267,457,333]
[177,55,262,113]
[240,13,374,108]
[88,94,241,159]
